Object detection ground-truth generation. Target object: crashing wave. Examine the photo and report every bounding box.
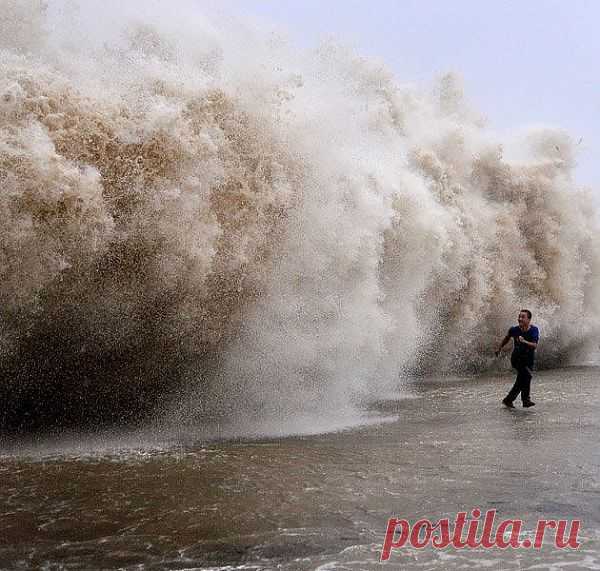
[1,0,598,430]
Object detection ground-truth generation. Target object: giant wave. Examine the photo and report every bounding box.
[1,0,598,431]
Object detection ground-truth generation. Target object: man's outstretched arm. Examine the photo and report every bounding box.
[495,334,511,357]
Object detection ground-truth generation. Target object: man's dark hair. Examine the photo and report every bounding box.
[520,309,532,319]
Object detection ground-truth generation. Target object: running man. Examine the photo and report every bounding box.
[495,309,540,408]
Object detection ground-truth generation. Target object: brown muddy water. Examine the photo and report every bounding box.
[1,367,599,570]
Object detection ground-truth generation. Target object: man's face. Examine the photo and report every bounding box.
[518,312,530,327]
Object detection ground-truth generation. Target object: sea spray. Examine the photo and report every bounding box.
[1,0,598,431]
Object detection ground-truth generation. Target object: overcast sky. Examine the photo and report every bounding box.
[225,0,599,188]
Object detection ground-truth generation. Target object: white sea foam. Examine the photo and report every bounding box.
[1,0,599,431]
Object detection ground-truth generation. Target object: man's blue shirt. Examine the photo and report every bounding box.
[509,325,539,367]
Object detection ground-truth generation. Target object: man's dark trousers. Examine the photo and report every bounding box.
[506,355,532,403]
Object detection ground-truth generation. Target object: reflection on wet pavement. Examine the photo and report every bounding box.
[1,367,599,569]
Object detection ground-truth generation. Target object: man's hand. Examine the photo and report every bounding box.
[495,334,511,357]
[517,336,525,343]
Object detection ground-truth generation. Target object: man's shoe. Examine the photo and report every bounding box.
[523,401,536,407]
[502,398,515,408]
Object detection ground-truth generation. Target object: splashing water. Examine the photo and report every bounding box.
[1,0,599,432]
